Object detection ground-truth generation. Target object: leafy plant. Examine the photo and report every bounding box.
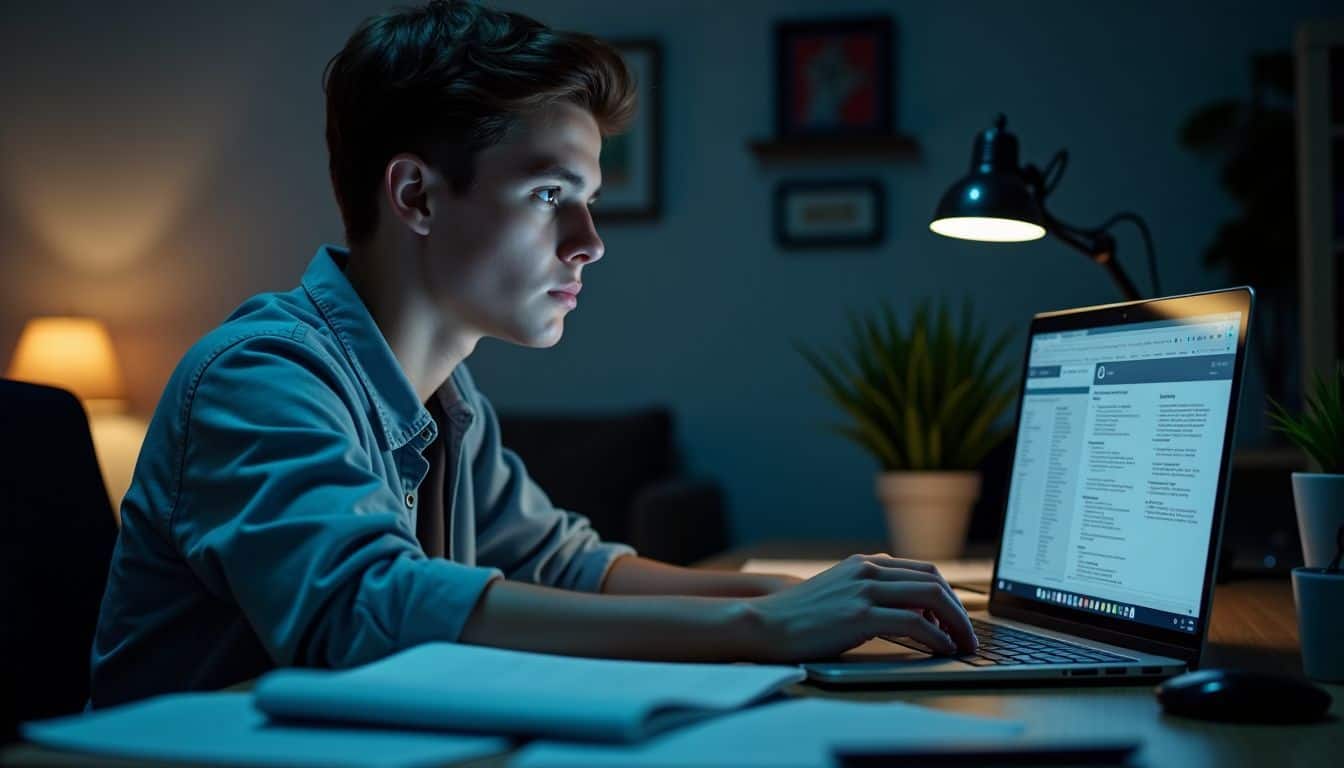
[1267,362,1344,473]
[796,299,1018,471]
[1179,51,1298,412]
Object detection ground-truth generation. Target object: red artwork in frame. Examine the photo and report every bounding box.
[775,16,894,138]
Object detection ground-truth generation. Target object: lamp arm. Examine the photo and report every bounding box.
[1021,158,1159,302]
[1039,208,1143,301]
[1096,211,1161,297]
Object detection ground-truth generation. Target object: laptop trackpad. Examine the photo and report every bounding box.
[842,637,944,661]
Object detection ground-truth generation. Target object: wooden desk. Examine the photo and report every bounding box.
[4,540,1339,767]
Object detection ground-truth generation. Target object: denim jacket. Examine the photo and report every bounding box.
[89,244,633,707]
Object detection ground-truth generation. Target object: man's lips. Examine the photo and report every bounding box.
[547,283,581,309]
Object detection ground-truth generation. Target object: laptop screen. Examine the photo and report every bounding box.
[992,309,1242,636]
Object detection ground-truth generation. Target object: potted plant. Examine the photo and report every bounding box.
[797,299,1017,558]
[1268,362,1344,568]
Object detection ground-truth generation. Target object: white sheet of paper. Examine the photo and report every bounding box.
[22,693,510,768]
[742,558,993,609]
[512,697,1024,768]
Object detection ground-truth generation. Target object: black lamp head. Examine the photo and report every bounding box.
[930,114,1046,242]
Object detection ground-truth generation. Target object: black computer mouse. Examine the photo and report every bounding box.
[1155,668,1333,723]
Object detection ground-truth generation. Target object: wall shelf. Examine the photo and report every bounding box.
[747,134,920,163]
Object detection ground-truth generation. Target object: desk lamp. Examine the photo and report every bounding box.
[929,114,1160,301]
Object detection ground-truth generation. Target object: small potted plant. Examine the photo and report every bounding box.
[1268,362,1344,568]
[797,299,1017,558]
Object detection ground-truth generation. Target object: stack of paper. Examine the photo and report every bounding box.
[23,642,1027,768]
[23,643,807,765]
[254,642,807,742]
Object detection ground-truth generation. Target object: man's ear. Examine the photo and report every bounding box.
[384,154,433,237]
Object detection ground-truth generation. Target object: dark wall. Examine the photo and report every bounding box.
[0,0,1332,547]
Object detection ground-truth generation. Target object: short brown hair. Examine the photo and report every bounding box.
[323,0,637,245]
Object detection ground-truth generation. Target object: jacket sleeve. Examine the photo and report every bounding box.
[461,369,635,593]
[170,332,501,669]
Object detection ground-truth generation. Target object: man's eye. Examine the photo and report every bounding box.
[533,188,560,207]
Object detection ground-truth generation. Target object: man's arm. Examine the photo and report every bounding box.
[599,554,802,597]
[460,366,634,592]
[173,337,502,670]
[458,554,977,664]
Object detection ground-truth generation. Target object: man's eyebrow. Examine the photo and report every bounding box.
[521,158,600,196]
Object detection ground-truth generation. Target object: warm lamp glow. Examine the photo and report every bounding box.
[7,317,126,405]
[929,216,1047,243]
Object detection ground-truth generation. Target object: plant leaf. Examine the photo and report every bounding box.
[904,403,925,470]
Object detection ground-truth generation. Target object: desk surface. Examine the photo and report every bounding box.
[695,540,1342,768]
[4,539,1339,768]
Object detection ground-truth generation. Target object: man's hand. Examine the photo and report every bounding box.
[461,553,973,664]
[737,553,977,664]
[758,573,805,594]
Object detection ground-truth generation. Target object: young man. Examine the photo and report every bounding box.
[89,0,975,708]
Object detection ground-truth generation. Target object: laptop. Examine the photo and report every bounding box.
[806,287,1254,685]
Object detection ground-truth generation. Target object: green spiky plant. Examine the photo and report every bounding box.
[1267,362,1344,474]
[795,299,1018,471]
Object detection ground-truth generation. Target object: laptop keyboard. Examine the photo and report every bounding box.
[891,618,1135,666]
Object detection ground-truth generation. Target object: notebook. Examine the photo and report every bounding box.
[22,693,510,768]
[253,642,806,742]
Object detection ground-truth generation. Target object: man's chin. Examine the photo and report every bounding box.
[504,320,564,349]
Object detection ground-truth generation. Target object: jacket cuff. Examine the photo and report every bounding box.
[396,559,504,645]
[571,542,637,594]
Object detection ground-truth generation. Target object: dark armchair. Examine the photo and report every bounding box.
[495,407,729,566]
[1,380,119,742]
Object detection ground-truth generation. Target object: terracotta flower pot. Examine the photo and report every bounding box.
[875,471,982,560]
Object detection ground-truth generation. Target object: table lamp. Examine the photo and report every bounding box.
[8,317,126,412]
[7,316,145,520]
[929,114,1160,301]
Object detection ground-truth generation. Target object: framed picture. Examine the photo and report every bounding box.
[774,179,885,248]
[774,16,894,137]
[594,39,662,222]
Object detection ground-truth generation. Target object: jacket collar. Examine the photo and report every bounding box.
[300,244,437,451]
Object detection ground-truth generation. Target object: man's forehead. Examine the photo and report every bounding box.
[490,104,601,182]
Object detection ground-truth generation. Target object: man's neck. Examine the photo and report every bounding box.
[344,242,478,405]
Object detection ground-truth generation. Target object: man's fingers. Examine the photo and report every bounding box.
[867,608,956,655]
[856,553,939,574]
[867,581,977,652]
[855,563,962,609]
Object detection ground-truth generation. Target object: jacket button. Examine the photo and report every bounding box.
[405,493,415,508]
[419,427,433,441]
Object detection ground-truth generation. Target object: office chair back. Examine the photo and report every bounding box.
[0,379,118,742]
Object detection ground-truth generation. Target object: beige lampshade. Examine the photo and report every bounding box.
[7,316,126,405]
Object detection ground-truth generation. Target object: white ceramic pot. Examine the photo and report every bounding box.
[1292,472,1344,567]
[875,471,982,560]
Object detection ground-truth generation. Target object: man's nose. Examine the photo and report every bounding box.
[559,206,604,265]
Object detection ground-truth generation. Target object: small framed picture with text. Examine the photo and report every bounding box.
[775,179,885,248]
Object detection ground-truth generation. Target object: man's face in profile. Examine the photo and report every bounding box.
[420,101,606,349]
